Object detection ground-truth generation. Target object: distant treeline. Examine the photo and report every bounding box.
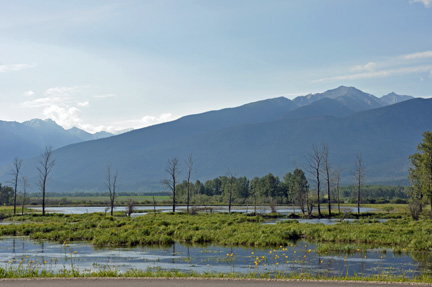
[0,179,408,206]
[173,172,408,205]
[41,191,167,198]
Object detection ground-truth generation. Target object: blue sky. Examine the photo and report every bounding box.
[0,0,431,133]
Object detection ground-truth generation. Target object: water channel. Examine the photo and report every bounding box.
[30,205,376,216]
[1,236,431,278]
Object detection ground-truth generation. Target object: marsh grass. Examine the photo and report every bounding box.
[1,213,432,252]
[0,263,432,284]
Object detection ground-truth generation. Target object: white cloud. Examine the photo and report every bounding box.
[43,105,82,129]
[44,86,85,98]
[22,85,88,108]
[313,65,432,83]
[313,50,432,83]
[22,96,62,108]
[23,90,35,97]
[351,62,377,72]
[77,101,90,107]
[401,50,432,60]
[94,93,117,98]
[21,85,93,130]
[0,63,37,73]
[409,0,432,8]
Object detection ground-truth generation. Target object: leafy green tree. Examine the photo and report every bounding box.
[0,183,13,206]
[291,168,309,215]
[408,131,432,213]
[260,173,280,200]
[236,176,250,199]
[204,177,223,196]
[250,177,260,213]
[283,172,293,208]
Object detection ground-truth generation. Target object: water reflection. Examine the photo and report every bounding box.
[0,237,430,278]
[29,205,376,215]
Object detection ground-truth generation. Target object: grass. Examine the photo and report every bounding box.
[0,206,38,216]
[0,263,432,284]
[1,212,432,252]
[1,212,432,283]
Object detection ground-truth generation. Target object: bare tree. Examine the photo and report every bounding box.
[20,176,29,215]
[332,167,342,214]
[37,146,56,216]
[10,157,23,215]
[353,153,365,217]
[185,154,194,213]
[307,144,324,218]
[227,169,235,214]
[126,199,135,217]
[322,144,332,218]
[161,157,180,213]
[105,166,118,216]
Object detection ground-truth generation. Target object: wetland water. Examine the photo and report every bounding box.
[30,205,376,216]
[1,237,431,278]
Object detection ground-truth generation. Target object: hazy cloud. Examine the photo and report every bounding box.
[94,93,117,98]
[351,62,377,72]
[44,86,85,98]
[23,90,35,97]
[313,65,432,83]
[409,0,432,8]
[77,101,90,107]
[22,85,88,108]
[108,113,176,132]
[401,50,432,60]
[314,50,432,83]
[0,63,37,73]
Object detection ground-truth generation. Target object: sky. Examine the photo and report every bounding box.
[1,0,432,133]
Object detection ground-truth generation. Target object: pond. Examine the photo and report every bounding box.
[1,237,430,278]
[30,205,376,215]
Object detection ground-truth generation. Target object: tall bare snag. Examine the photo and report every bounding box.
[161,157,180,213]
[10,157,23,215]
[37,146,56,216]
[307,144,324,218]
[353,153,365,217]
[105,166,118,216]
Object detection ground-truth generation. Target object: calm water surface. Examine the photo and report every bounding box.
[0,237,430,278]
[30,205,376,215]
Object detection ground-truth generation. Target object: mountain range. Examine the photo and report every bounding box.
[0,86,428,193]
[0,119,113,166]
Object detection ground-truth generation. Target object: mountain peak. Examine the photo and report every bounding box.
[292,86,378,111]
[23,118,63,129]
[380,92,413,105]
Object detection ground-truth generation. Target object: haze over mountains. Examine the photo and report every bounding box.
[0,86,428,193]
